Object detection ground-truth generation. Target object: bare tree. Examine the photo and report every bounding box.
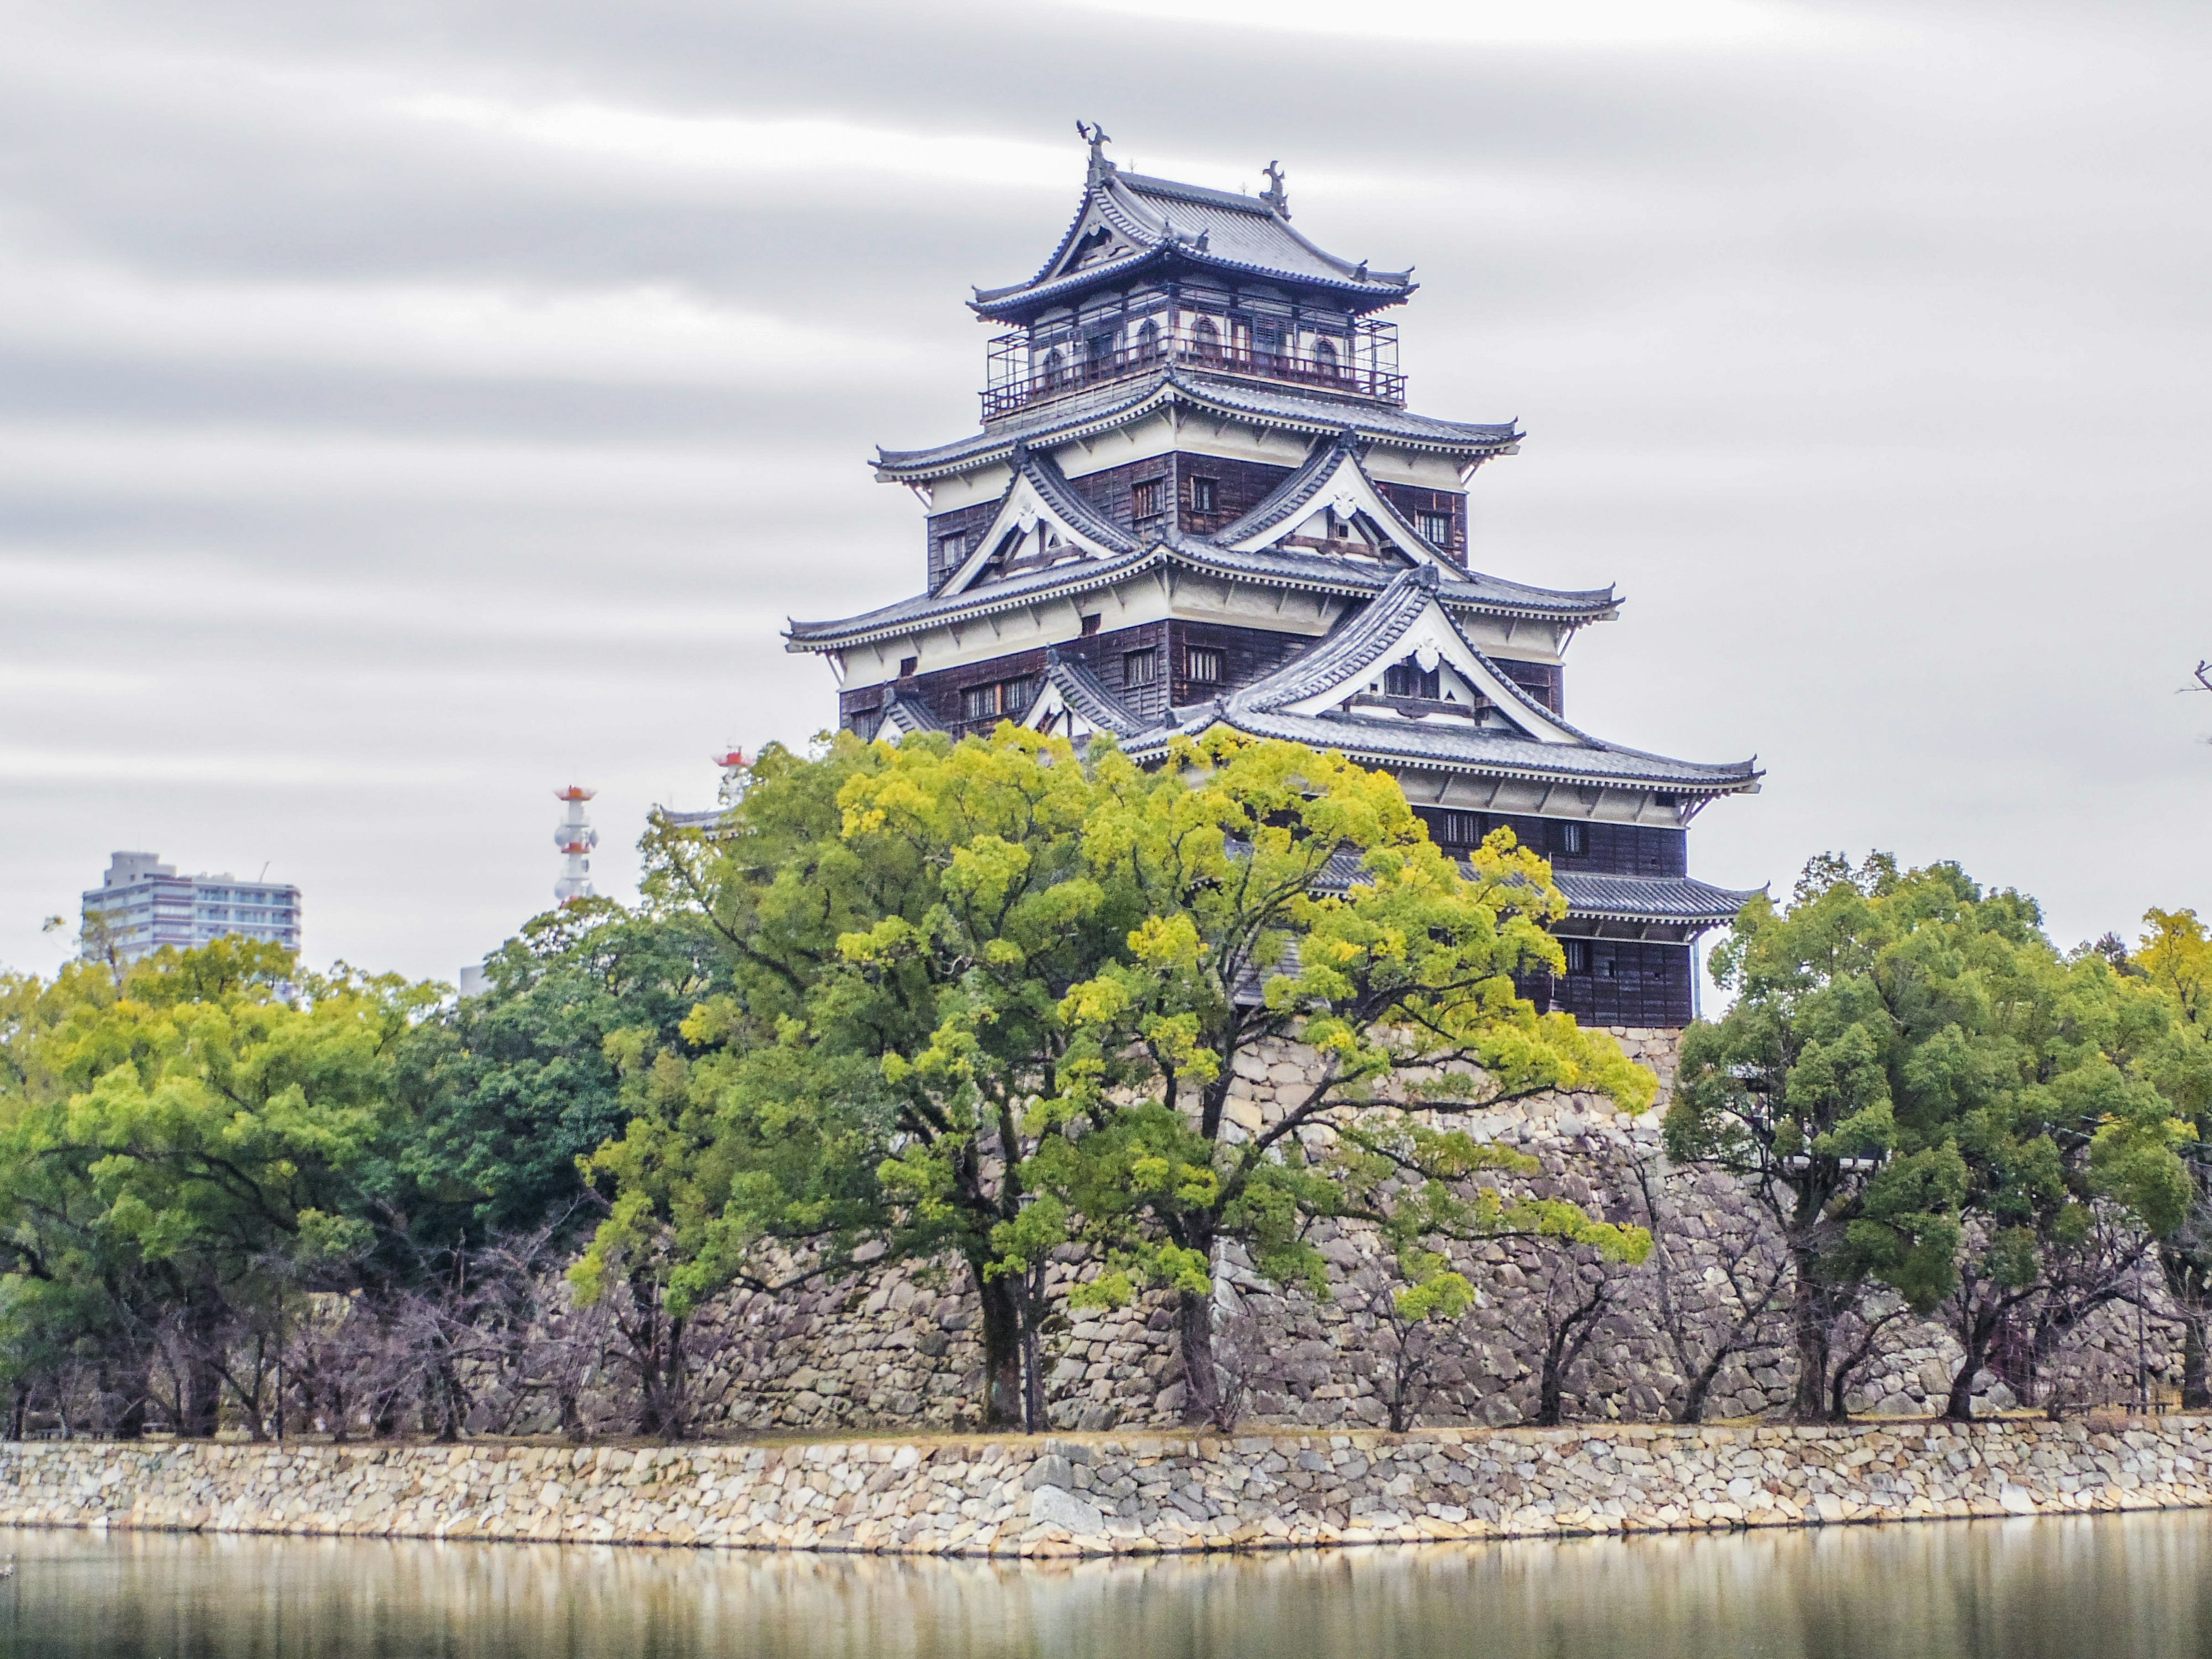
[1524,1248,1631,1427]
[1628,1157,1790,1422]
[1824,1301,1911,1420]
[1359,1275,1460,1434]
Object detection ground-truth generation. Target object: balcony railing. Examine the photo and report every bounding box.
[983,317,1404,421]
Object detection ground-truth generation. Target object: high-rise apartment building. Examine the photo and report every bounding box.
[82,851,302,961]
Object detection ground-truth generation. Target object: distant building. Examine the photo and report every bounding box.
[657,749,752,834]
[82,851,302,961]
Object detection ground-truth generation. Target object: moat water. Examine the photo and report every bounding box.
[1,1511,2207,1658]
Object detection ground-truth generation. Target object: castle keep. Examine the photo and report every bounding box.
[789,132,1760,1026]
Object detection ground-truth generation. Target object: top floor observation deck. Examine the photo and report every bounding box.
[982,309,1403,422]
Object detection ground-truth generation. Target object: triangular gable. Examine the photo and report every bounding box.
[873,693,945,744]
[1236,570,1582,746]
[1047,195,1148,282]
[1215,439,1455,571]
[940,452,1138,596]
[1028,650,1147,741]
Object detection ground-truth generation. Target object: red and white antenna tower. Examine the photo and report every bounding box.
[554,786,599,906]
[711,747,753,808]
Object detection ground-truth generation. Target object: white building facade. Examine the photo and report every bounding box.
[82,851,302,961]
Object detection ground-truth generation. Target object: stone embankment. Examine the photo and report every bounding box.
[3,1418,2207,1557]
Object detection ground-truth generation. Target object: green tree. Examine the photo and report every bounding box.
[1005,728,1655,1425]
[579,728,1649,1431]
[2135,907,2212,1407]
[394,900,732,1240]
[1668,854,2190,1421]
[0,941,440,1436]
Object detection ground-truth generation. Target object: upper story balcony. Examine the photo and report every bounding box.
[983,313,1403,422]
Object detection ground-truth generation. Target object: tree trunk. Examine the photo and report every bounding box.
[637,1311,688,1440]
[1175,1288,1221,1427]
[1946,1309,1995,1422]
[431,1355,468,1443]
[975,1264,1024,1428]
[1788,1252,1831,1423]
[1677,1356,1722,1425]
[1536,1332,1569,1427]
[177,1296,225,1439]
[2183,1312,2210,1412]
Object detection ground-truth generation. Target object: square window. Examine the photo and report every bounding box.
[1188,476,1217,514]
[1185,646,1224,684]
[1418,510,1453,547]
[1551,821,1586,857]
[1080,613,1101,637]
[961,683,1002,722]
[899,657,918,677]
[1123,649,1160,688]
[938,532,967,564]
[1384,660,1441,700]
[1131,479,1162,520]
[1431,809,1483,848]
[1561,939,1590,975]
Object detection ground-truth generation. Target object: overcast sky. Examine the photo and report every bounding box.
[3,0,2207,986]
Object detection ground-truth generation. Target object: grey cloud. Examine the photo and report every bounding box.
[1,0,2207,981]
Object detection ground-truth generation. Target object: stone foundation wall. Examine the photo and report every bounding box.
[3,1418,2208,1557]
[535,1026,2170,1438]
[665,1029,1728,1436]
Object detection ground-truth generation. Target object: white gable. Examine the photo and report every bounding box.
[1275,595,1581,745]
[1222,446,1455,571]
[940,469,1123,595]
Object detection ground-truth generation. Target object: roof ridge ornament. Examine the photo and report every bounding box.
[1262,159,1290,218]
[1077,120,1115,185]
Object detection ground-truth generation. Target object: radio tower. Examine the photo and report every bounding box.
[554,786,599,906]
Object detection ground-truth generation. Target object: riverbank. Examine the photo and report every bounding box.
[2,1418,2206,1556]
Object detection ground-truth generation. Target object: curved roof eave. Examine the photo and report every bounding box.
[1122,711,1764,797]
[874,376,1520,485]
[972,248,1414,321]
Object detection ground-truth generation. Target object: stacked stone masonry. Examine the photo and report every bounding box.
[3,1419,2209,1557]
[654,1028,2158,1440]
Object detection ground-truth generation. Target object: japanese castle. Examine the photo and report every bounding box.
[787,131,1760,1028]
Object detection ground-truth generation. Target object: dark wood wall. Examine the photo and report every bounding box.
[924,500,1003,592]
[1371,480,1468,566]
[840,620,1324,738]
[1412,808,1685,878]
[1062,453,1298,538]
[1490,658,1563,715]
[1521,941,1694,1028]
[922,453,1478,580]
[1165,620,1310,707]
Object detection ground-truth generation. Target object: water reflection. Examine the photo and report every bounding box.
[2,1512,2209,1659]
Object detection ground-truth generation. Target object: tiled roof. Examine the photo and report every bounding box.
[1146,706,1761,793]
[972,168,1414,322]
[787,548,1158,648]
[785,539,1613,652]
[877,692,945,734]
[873,368,1518,483]
[1043,648,1147,737]
[1020,448,1138,555]
[1209,431,1359,546]
[1230,563,1444,706]
[1160,536,1617,620]
[1127,685,1761,793]
[1308,845,1755,926]
[1552,872,1764,925]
